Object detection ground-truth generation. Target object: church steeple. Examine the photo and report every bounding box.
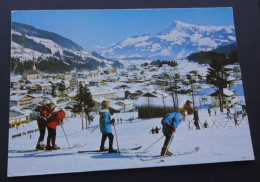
[33,62,36,70]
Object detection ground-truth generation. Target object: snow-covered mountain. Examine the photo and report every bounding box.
[98,20,236,60]
[11,22,111,66]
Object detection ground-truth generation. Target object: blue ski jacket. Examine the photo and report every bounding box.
[99,109,112,134]
[161,112,183,128]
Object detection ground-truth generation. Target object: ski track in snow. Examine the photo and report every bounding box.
[8,109,254,177]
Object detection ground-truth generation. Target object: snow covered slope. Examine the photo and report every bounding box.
[11,22,111,66]
[8,109,254,177]
[98,20,236,60]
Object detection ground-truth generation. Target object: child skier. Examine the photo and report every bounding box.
[99,100,117,153]
[160,110,186,156]
[35,102,56,150]
[45,109,66,150]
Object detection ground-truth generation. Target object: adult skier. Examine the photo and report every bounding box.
[45,109,66,150]
[193,108,200,130]
[155,126,161,134]
[99,100,117,153]
[208,108,211,116]
[149,127,155,134]
[160,110,186,156]
[35,101,56,150]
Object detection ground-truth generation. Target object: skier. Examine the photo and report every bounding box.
[99,100,117,153]
[234,115,239,126]
[193,108,200,130]
[227,107,230,119]
[155,126,161,134]
[160,110,186,156]
[203,120,208,128]
[149,127,155,134]
[45,109,66,150]
[208,108,211,116]
[35,101,56,150]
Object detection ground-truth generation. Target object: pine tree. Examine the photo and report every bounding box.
[71,84,95,129]
[58,81,66,92]
[51,84,57,97]
[206,57,229,112]
[71,84,85,129]
[83,86,95,129]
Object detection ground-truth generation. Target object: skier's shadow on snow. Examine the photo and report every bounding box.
[91,153,133,159]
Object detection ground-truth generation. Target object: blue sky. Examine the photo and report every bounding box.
[12,8,235,49]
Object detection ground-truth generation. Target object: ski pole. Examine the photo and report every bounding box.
[113,123,120,155]
[90,124,99,133]
[138,135,164,156]
[61,123,71,149]
[164,133,175,156]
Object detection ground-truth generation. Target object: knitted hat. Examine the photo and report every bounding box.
[101,100,109,109]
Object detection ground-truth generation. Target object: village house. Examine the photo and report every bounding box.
[10,89,29,96]
[70,78,78,88]
[109,104,123,113]
[125,90,143,99]
[198,73,207,81]
[86,71,100,78]
[10,94,41,108]
[127,65,139,72]
[70,78,86,88]
[103,68,117,74]
[140,70,145,75]
[41,83,52,94]
[89,79,106,86]
[210,89,236,107]
[227,76,236,87]
[107,76,120,82]
[9,110,30,127]
[92,91,116,100]
[56,74,72,80]
[119,70,129,77]
[28,84,43,94]
[115,99,134,112]
[118,85,130,89]
[150,67,159,72]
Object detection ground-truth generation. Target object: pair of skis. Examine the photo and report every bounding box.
[138,146,200,162]
[78,146,142,154]
[12,143,87,155]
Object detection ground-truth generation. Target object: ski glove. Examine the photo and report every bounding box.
[111,118,115,124]
[173,127,176,133]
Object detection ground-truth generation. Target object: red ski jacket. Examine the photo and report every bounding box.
[47,110,66,129]
[36,104,55,118]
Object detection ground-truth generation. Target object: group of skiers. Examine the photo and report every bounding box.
[34,99,187,156]
[98,100,187,156]
[149,126,161,134]
[35,101,67,150]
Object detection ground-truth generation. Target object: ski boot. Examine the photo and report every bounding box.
[52,145,60,150]
[165,150,173,156]
[36,142,45,150]
[161,147,172,156]
[108,148,118,153]
[45,145,52,151]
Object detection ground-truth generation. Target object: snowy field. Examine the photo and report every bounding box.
[8,109,254,177]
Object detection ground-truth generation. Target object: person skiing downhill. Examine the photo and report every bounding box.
[160,110,186,156]
[99,100,117,153]
[45,109,66,150]
[35,102,56,150]
[193,108,200,130]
